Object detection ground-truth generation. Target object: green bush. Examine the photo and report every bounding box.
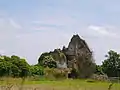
[28,75,45,81]
[44,68,70,80]
[30,65,44,76]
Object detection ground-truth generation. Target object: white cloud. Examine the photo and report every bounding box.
[31,14,79,30]
[0,10,120,65]
[0,15,23,57]
[16,29,73,64]
[0,13,75,64]
[32,24,64,31]
[88,25,108,35]
[9,18,22,29]
[0,17,22,34]
[88,25,119,38]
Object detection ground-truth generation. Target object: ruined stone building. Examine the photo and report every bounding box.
[62,34,95,78]
[38,34,95,78]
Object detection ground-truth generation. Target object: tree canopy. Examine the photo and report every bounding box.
[102,50,120,77]
[0,49,120,79]
[0,55,44,77]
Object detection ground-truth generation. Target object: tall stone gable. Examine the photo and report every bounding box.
[62,34,94,78]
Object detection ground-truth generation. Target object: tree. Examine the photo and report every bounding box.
[42,55,57,68]
[2,56,11,62]
[0,55,31,77]
[95,65,104,75]
[30,65,44,76]
[18,59,30,77]
[0,61,12,76]
[38,52,57,68]
[11,64,20,77]
[102,50,120,77]
[38,52,50,65]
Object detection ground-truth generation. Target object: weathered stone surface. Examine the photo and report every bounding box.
[38,34,95,78]
[38,49,67,69]
[50,49,67,68]
[63,34,95,78]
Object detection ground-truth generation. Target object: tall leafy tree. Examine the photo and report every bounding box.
[0,61,12,76]
[0,55,31,77]
[102,50,120,77]
[18,59,30,77]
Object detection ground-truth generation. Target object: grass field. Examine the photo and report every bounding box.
[0,78,120,90]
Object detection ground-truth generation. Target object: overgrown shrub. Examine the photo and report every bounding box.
[30,65,44,76]
[44,68,70,80]
[28,75,45,81]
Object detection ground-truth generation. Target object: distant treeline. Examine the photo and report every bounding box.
[0,50,120,78]
[0,55,43,77]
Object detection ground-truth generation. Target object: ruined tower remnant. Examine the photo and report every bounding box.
[63,34,95,78]
[38,34,95,78]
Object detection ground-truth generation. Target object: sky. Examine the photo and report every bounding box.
[0,0,120,65]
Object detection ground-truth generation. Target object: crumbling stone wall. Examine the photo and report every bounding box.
[63,34,95,78]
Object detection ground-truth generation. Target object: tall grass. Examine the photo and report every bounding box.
[0,77,119,90]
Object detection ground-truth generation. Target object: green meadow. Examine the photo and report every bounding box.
[0,78,119,90]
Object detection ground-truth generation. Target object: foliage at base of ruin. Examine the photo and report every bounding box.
[44,67,70,80]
